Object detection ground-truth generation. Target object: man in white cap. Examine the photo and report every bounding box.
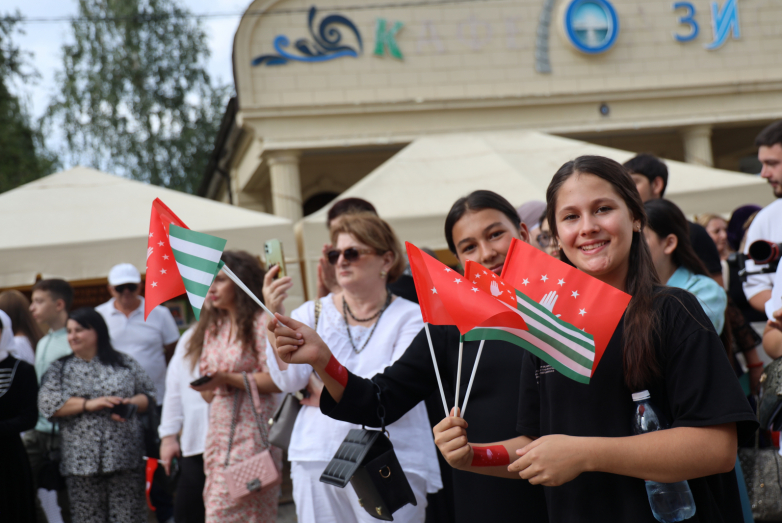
[96,263,179,407]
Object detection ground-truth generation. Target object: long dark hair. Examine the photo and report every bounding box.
[0,290,43,348]
[445,190,522,253]
[68,308,127,368]
[645,199,709,277]
[545,156,661,391]
[186,250,266,370]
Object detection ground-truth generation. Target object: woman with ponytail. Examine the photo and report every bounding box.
[644,198,727,335]
[432,156,756,522]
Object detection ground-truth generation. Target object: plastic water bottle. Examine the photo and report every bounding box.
[631,390,696,522]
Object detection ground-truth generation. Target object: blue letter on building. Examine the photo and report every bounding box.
[706,0,740,50]
[672,2,698,42]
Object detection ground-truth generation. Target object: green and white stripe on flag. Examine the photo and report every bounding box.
[168,225,227,320]
[464,290,596,384]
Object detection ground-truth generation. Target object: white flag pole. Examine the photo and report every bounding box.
[460,340,485,418]
[454,339,464,416]
[222,265,283,325]
[424,323,449,418]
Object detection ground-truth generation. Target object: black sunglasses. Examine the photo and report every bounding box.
[327,247,377,265]
[115,283,138,293]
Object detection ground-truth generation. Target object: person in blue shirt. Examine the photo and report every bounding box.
[644,198,754,523]
[644,199,727,334]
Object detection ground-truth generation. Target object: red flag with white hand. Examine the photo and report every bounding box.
[464,259,597,383]
[499,238,631,378]
[406,242,528,334]
[145,199,189,320]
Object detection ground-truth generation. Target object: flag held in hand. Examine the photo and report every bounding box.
[168,225,227,320]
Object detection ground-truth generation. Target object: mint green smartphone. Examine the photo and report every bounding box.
[264,239,286,279]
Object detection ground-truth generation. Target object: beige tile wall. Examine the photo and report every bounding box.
[237,0,779,109]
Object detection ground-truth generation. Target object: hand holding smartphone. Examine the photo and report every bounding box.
[264,239,286,279]
[110,403,138,420]
[190,375,213,387]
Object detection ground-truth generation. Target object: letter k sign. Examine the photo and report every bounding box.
[374,19,404,59]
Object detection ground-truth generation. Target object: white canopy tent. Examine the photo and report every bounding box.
[0,167,304,310]
[299,130,773,294]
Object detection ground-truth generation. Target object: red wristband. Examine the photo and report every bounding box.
[470,445,510,467]
[747,361,764,369]
[325,355,348,388]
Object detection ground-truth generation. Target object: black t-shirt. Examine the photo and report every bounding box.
[516,287,757,523]
[689,222,723,276]
[321,324,548,523]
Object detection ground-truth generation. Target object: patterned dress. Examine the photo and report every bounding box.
[200,312,281,523]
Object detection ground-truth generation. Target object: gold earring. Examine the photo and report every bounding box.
[380,270,387,279]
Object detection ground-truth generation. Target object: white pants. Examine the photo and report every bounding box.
[291,460,428,523]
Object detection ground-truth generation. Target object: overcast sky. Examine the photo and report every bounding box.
[10,0,247,121]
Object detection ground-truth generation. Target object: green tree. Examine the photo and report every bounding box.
[46,0,231,193]
[0,15,58,194]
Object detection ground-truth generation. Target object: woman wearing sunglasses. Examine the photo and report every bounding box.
[263,213,441,523]
[267,191,549,523]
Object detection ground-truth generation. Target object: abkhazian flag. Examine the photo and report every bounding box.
[500,238,632,378]
[406,242,528,334]
[145,199,189,320]
[464,260,598,384]
[168,224,227,320]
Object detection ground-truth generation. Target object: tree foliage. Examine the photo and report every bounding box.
[0,15,58,194]
[46,0,231,193]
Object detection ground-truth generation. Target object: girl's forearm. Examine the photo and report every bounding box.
[581,424,737,483]
[312,352,345,403]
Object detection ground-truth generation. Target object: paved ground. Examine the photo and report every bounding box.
[277,502,297,522]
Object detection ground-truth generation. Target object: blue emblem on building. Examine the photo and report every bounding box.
[563,0,619,54]
[252,6,363,66]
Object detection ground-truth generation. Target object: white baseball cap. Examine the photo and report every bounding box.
[108,263,141,286]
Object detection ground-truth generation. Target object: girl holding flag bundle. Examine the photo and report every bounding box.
[433,156,757,522]
[267,192,548,523]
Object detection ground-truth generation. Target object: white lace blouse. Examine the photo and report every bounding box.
[265,295,443,494]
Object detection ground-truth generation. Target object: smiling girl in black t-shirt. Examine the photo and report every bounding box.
[432,156,757,522]
[267,191,549,523]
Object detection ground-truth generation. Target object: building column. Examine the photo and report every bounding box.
[267,150,303,221]
[680,125,714,167]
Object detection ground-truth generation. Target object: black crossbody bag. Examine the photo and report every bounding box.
[319,382,417,521]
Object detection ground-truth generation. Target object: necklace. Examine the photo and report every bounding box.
[344,295,387,322]
[342,292,392,354]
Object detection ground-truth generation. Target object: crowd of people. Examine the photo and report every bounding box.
[2,120,782,523]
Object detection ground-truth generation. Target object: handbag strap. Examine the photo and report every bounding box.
[368,380,387,435]
[243,372,271,447]
[314,299,322,330]
[224,372,271,468]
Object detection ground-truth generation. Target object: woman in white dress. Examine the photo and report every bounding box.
[264,213,441,523]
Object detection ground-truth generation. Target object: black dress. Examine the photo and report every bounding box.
[0,355,39,523]
[321,324,549,523]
